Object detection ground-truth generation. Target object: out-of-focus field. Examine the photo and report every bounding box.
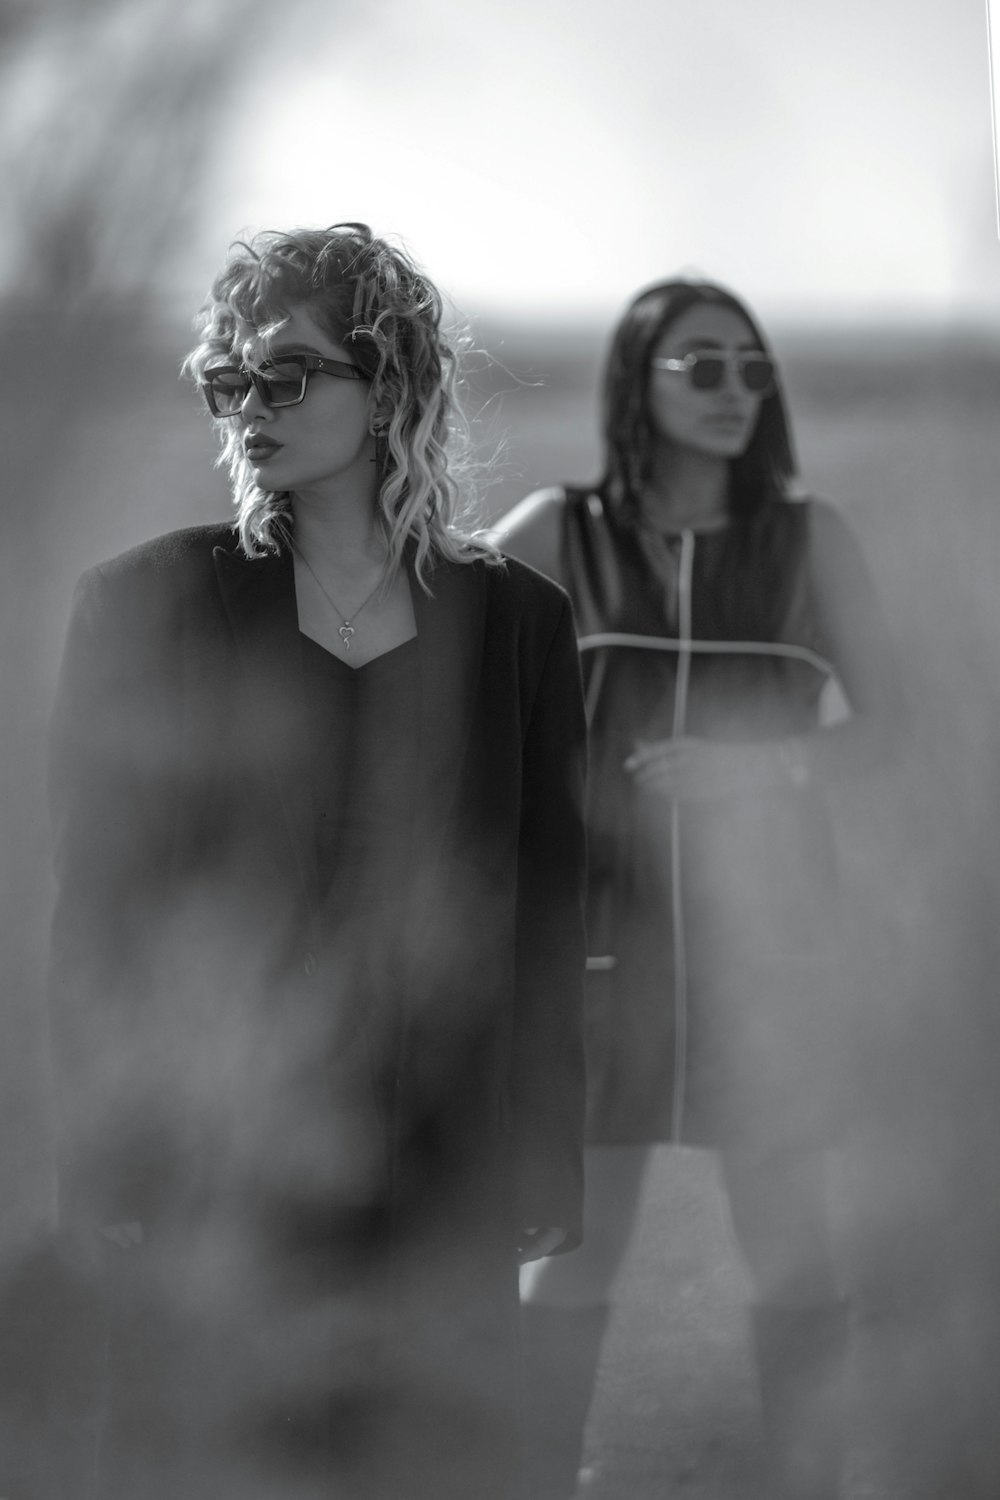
[5,315,1000,1495]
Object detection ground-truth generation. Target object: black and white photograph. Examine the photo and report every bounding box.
[1,2,999,1497]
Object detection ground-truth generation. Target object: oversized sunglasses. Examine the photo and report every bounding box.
[651,350,776,396]
[201,353,368,418]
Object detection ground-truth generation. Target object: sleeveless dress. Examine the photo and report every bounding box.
[562,489,851,1148]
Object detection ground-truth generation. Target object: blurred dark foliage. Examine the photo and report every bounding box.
[0,0,278,310]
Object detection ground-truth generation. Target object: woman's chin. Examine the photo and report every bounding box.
[699,429,752,459]
[246,454,285,481]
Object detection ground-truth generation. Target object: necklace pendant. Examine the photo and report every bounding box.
[338,622,355,650]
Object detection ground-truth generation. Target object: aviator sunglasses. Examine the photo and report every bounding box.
[201,353,368,418]
[652,349,776,396]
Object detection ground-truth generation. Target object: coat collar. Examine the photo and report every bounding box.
[409,554,487,870]
[212,539,320,912]
[212,537,488,909]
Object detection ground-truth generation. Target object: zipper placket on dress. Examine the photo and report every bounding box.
[669,529,695,1141]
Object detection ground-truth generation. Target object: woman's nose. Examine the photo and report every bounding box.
[240,379,272,422]
[717,358,749,401]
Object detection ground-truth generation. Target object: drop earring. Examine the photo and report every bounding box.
[370,424,389,476]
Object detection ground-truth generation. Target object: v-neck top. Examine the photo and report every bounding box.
[299,633,421,918]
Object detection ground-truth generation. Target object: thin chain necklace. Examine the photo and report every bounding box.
[291,539,388,652]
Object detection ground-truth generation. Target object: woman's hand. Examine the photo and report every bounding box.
[624,737,780,803]
[517,1227,567,1264]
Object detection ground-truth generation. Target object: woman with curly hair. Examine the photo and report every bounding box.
[496,277,902,1500]
[47,223,586,1499]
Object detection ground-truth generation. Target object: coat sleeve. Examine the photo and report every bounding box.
[510,592,588,1251]
[47,565,180,1231]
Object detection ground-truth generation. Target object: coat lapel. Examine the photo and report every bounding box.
[212,540,321,912]
[394,557,488,1165]
[410,557,487,868]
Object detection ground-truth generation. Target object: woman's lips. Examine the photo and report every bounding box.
[244,436,282,462]
[701,414,748,433]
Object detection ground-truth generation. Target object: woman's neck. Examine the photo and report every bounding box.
[290,478,386,584]
[640,445,731,534]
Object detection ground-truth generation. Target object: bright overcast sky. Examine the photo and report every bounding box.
[189,0,1000,326]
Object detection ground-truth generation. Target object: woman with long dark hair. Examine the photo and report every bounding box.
[496,277,901,1500]
[46,223,587,1499]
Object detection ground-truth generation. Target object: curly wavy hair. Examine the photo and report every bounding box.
[599,276,798,523]
[183,222,495,583]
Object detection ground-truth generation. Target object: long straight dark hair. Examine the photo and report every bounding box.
[597,277,806,632]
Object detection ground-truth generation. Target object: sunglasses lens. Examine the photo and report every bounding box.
[205,368,249,417]
[259,358,308,408]
[689,355,725,390]
[742,356,774,394]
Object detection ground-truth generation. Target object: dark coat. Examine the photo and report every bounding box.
[46,522,587,1500]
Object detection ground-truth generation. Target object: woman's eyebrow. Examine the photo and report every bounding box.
[266,341,322,356]
[674,337,764,353]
